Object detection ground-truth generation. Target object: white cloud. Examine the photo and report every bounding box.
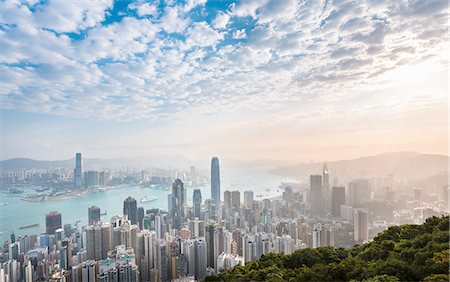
[186,21,224,47]
[159,5,191,33]
[232,29,246,39]
[0,0,448,125]
[32,0,113,33]
[212,12,230,29]
[129,2,158,17]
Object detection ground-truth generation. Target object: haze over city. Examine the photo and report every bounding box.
[0,0,448,281]
[0,0,447,162]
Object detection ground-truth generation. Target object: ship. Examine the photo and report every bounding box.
[20,223,39,229]
[140,196,158,203]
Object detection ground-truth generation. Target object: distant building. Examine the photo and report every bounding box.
[231,191,240,214]
[45,211,62,234]
[88,206,101,225]
[349,179,371,206]
[310,175,323,216]
[211,157,220,213]
[74,153,82,189]
[123,197,138,225]
[354,209,369,242]
[322,163,330,214]
[193,189,202,219]
[244,190,254,208]
[340,205,354,222]
[331,186,346,217]
[171,179,185,229]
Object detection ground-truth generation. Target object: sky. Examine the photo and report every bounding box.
[0,0,448,162]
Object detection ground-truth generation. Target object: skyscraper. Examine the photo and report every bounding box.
[123,196,138,225]
[231,191,240,214]
[171,179,185,229]
[354,209,369,242]
[322,163,330,214]
[211,157,220,210]
[45,211,62,234]
[331,186,346,217]
[244,191,254,208]
[310,175,323,216]
[74,153,82,189]
[193,189,202,219]
[88,206,101,225]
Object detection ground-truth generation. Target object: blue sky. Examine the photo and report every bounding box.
[0,0,448,161]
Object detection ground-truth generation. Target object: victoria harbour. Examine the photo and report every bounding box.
[0,166,289,241]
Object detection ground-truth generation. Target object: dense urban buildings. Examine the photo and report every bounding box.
[0,154,448,282]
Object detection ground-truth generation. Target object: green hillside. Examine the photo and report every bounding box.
[206,216,449,282]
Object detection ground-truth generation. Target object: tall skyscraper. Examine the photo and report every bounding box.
[46,211,62,234]
[193,189,202,219]
[223,191,232,210]
[123,196,138,225]
[211,157,220,210]
[74,153,82,189]
[88,206,101,225]
[244,191,254,208]
[331,186,346,217]
[354,209,369,242]
[171,179,185,229]
[310,175,323,216]
[322,163,330,215]
[231,191,240,213]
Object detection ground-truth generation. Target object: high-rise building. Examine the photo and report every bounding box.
[354,209,369,242]
[195,238,207,280]
[46,211,62,234]
[331,186,346,217]
[211,157,220,211]
[244,191,254,208]
[323,163,330,215]
[223,191,232,210]
[205,224,215,268]
[74,153,82,189]
[88,206,101,225]
[349,179,371,206]
[310,175,323,216]
[123,196,138,225]
[193,189,202,219]
[231,191,240,214]
[171,179,185,229]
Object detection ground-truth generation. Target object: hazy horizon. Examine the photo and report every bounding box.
[1,150,449,164]
[1,0,448,162]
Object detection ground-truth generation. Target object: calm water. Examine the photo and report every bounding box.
[0,167,292,241]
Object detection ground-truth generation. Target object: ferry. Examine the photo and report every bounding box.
[20,223,39,229]
[140,196,158,203]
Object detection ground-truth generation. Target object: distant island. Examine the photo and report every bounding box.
[206,216,449,281]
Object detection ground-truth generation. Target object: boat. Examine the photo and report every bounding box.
[140,196,158,203]
[0,202,8,206]
[20,223,39,229]
[101,210,107,216]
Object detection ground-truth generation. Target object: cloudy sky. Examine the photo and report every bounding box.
[0,0,448,162]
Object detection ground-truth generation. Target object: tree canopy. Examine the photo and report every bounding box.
[205,216,449,281]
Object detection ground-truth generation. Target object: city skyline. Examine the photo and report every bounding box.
[0,0,448,162]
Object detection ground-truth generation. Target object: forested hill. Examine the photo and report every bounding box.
[205,216,449,282]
